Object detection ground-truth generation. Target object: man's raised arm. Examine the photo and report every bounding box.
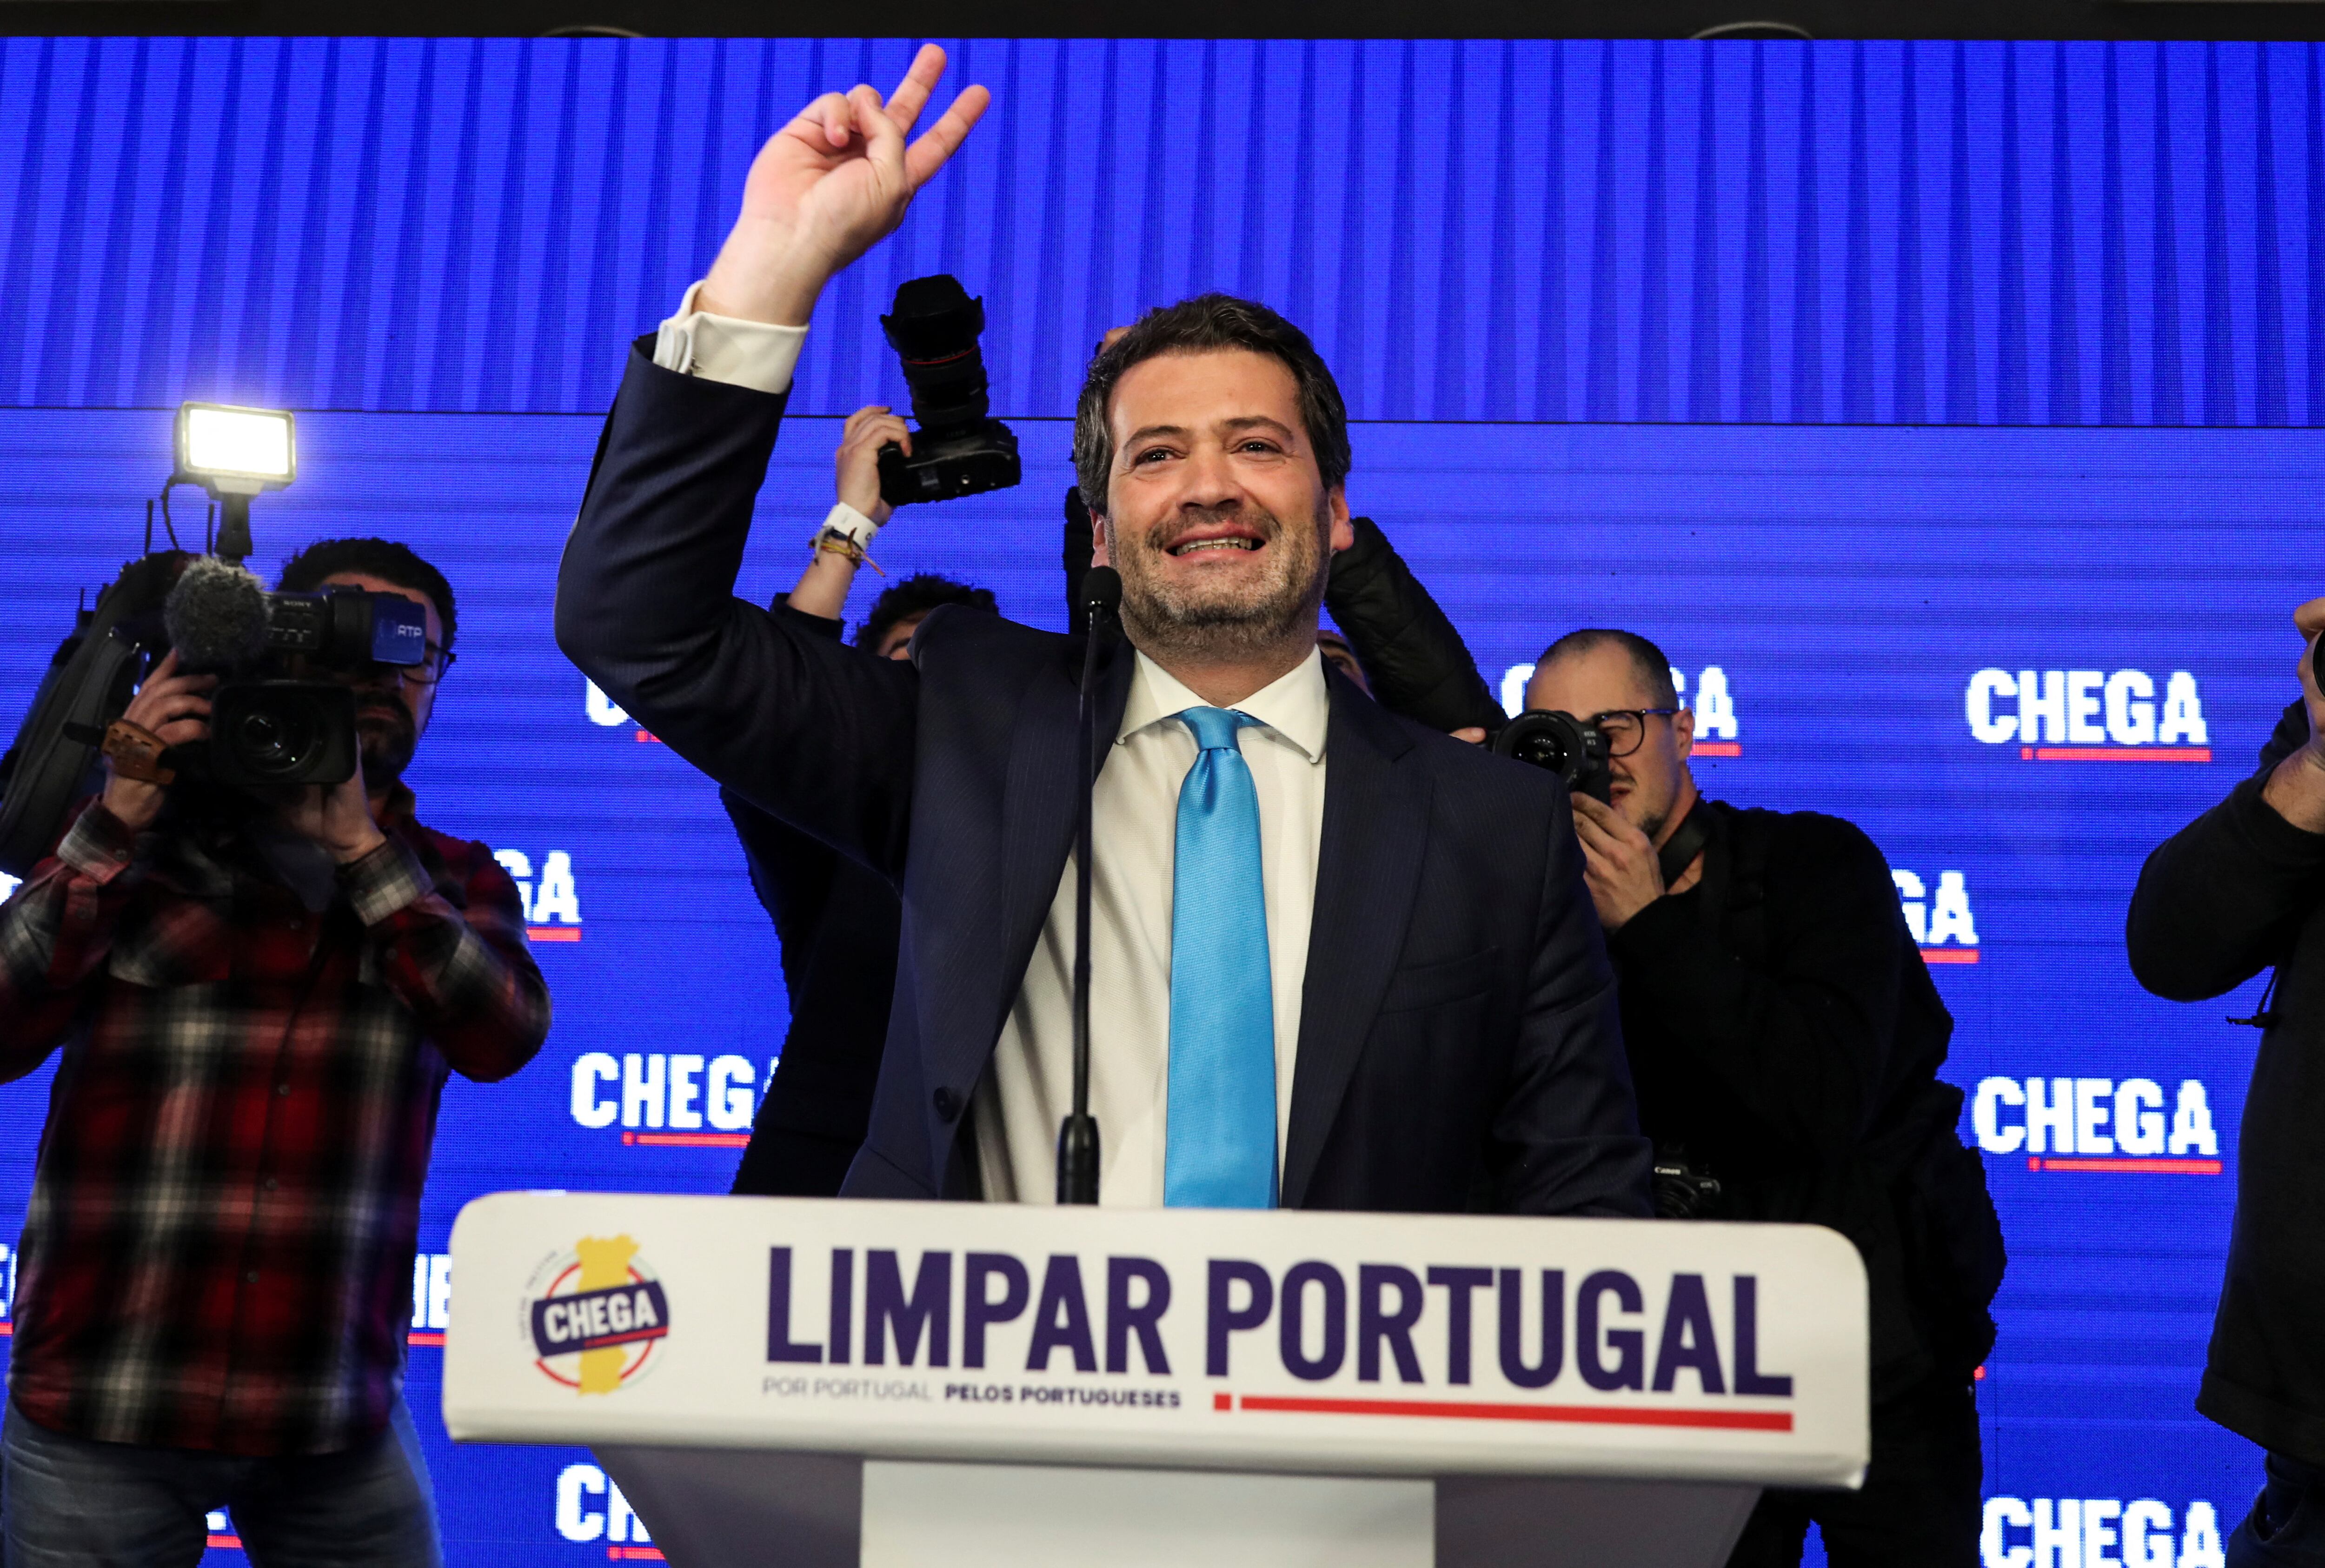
[554,47,987,873]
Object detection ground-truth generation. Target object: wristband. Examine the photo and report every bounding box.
[102,719,174,785]
[813,502,882,552]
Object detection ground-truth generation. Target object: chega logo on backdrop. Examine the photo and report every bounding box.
[492,849,583,943]
[1981,1495,2225,1568]
[1895,868,1979,965]
[525,1235,671,1395]
[1964,669,2210,762]
[570,1052,773,1149]
[1499,664,1742,758]
[1971,1076,2222,1175]
[586,678,661,745]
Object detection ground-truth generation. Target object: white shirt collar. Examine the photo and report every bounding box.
[1118,647,1331,765]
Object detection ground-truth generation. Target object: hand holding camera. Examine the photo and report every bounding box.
[2264,596,2325,834]
[837,406,910,527]
[100,651,214,833]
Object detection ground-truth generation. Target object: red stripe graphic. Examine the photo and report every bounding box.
[1227,1393,1791,1432]
[634,731,662,744]
[2019,746,2211,763]
[2027,1156,2222,1175]
[606,1549,666,1561]
[529,927,582,942]
[621,1131,753,1148]
[1692,742,1742,758]
[408,1331,445,1347]
[207,1536,243,1551]
[1920,949,1979,965]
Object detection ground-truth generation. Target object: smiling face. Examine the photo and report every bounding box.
[319,571,444,789]
[1093,348,1354,668]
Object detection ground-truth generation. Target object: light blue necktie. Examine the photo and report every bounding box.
[1164,707,1278,1209]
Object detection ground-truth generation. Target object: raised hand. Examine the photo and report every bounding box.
[699,45,989,328]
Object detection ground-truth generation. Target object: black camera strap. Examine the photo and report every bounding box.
[1656,800,1712,891]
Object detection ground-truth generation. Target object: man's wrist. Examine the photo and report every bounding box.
[2263,740,2325,834]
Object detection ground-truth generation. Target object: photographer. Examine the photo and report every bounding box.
[2127,599,2325,1564]
[0,538,549,1565]
[1526,628,2001,1568]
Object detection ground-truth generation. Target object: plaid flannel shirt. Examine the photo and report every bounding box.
[0,788,550,1456]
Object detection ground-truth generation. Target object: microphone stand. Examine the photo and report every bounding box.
[1056,566,1122,1205]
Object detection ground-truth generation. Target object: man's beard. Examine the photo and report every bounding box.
[353,693,418,787]
[1114,501,1331,665]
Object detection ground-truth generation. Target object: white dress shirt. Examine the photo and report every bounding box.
[974,650,1330,1207]
[659,286,1335,1207]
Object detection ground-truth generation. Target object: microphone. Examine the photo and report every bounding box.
[164,556,270,675]
[1057,565,1122,1205]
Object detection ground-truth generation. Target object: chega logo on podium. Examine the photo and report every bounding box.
[523,1235,672,1395]
[1964,668,2210,762]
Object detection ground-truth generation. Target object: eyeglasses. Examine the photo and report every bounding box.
[392,644,458,687]
[1591,708,1681,757]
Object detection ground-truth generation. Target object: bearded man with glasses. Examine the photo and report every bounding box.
[0,536,547,1567]
[1525,627,2004,1568]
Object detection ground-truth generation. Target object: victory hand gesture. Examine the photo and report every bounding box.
[699,45,989,327]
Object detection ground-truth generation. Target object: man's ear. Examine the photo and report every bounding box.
[1327,487,1354,554]
[1091,512,1114,568]
[1672,704,1695,761]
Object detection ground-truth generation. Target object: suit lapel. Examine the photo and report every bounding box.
[987,634,1136,1051]
[1280,679,1432,1208]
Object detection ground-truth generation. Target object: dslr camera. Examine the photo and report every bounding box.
[876,274,1022,506]
[1493,709,1614,802]
[166,556,427,791]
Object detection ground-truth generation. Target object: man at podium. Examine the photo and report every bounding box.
[557,47,1650,1218]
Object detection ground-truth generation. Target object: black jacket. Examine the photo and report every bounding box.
[2127,698,2325,1465]
[558,344,1650,1215]
[1608,799,2001,1400]
[732,502,1511,1196]
[722,608,897,1197]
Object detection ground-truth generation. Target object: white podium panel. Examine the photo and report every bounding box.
[445,1192,1867,1491]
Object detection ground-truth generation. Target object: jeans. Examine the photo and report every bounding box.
[0,1397,442,1568]
[2230,1453,2325,1566]
[1725,1375,1983,1568]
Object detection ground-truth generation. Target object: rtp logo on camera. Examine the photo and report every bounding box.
[523,1235,671,1395]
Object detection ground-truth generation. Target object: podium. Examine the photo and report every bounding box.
[445,1193,1867,1567]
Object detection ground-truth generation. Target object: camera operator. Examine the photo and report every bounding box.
[0,538,550,1566]
[1525,628,2001,1568]
[2128,599,2325,1564]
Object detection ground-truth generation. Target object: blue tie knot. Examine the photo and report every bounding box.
[1181,706,1260,753]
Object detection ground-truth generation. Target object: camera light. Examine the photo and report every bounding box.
[175,403,296,495]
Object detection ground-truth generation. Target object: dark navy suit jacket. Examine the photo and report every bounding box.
[556,344,1652,1216]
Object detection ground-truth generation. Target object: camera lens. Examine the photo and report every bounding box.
[1510,730,1575,775]
[234,703,315,777]
[880,275,990,434]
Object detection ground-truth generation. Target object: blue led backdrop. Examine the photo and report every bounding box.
[0,36,2308,1566]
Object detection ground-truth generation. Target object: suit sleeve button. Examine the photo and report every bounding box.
[932,1087,963,1122]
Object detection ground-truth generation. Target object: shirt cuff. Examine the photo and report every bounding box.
[57,802,142,884]
[340,834,435,927]
[653,279,809,396]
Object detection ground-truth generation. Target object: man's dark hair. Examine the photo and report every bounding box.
[1073,294,1351,516]
[276,538,458,655]
[1535,629,1678,708]
[858,573,996,651]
